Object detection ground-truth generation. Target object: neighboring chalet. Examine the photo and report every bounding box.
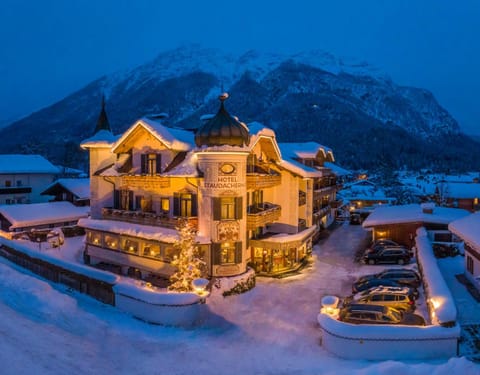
[41,178,90,206]
[435,181,480,212]
[449,213,480,292]
[362,203,470,248]
[0,154,59,204]
[79,95,342,281]
[339,179,396,210]
[0,201,89,235]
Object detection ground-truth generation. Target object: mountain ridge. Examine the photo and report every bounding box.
[1,45,478,172]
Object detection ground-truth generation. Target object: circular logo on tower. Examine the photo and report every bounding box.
[219,163,236,175]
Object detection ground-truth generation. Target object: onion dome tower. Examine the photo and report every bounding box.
[195,93,250,147]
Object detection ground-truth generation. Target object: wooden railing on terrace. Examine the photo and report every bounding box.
[102,208,198,230]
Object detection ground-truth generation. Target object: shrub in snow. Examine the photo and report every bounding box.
[168,219,207,292]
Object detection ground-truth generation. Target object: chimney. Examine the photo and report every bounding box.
[421,202,435,214]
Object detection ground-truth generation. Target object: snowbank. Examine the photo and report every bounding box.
[416,227,457,326]
[114,282,206,326]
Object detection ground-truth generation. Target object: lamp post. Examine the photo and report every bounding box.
[192,278,210,303]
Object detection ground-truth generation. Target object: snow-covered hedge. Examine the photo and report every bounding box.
[416,227,457,326]
[318,313,460,360]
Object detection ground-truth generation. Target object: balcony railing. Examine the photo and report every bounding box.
[246,173,281,190]
[246,203,281,230]
[102,208,197,230]
[0,187,32,195]
[121,175,171,189]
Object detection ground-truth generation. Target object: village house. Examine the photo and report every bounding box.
[78,95,341,282]
[435,181,480,212]
[362,203,470,248]
[0,154,60,205]
[449,213,480,293]
[41,178,90,206]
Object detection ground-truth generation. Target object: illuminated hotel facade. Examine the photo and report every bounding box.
[79,95,339,282]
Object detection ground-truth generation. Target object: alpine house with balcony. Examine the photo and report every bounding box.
[79,94,340,281]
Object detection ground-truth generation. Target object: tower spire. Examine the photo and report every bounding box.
[94,94,111,134]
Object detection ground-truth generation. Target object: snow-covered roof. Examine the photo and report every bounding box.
[0,202,89,230]
[112,117,195,152]
[162,151,199,177]
[278,141,333,160]
[277,143,327,178]
[0,154,59,174]
[449,212,480,250]
[41,178,90,200]
[441,182,480,199]
[324,162,351,177]
[81,130,119,148]
[363,204,470,228]
[78,218,210,244]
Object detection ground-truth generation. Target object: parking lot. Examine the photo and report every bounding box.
[315,221,428,322]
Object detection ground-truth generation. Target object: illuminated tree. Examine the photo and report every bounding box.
[168,219,206,292]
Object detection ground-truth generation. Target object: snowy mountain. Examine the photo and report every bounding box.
[1,44,478,171]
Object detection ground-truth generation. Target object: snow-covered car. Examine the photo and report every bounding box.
[344,286,416,312]
[352,278,419,299]
[338,304,425,326]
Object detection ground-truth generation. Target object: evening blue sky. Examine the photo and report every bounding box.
[0,0,479,134]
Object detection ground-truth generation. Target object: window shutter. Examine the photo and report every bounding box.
[173,194,180,216]
[212,243,221,265]
[141,154,147,174]
[235,197,243,220]
[235,242,242,263]
[113,190,120,209]
[156,154,162,174]
[213,197,221,220]
[128,191,134,210]
[191,194,198,216]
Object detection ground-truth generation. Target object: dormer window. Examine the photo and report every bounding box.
[141,153,162,175]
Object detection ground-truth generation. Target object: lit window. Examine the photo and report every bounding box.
[221,197,235,220]
[161,198,170,213]
[123,239,139,253]
[143,244,161,258]
[104,235,119,250]
[220,243,236,264]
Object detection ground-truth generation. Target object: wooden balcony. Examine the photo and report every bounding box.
[247,203,281,230]
[102,208,197,230]
[246,173,281,190]
[121,175,171,189]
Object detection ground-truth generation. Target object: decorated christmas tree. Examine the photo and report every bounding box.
[168,219,206,292]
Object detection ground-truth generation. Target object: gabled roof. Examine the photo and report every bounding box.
[0,155,59,174]
[112,117,195,153]
[0,202,89,230]
[41,178,90,199]
[449,212,480,250]
[277,143,326,178]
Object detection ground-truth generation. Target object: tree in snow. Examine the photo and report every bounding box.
[168,219,207,292]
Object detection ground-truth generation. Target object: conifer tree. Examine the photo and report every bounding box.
[168,219,206,292]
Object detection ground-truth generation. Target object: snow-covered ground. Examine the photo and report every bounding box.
[0,223,478,374]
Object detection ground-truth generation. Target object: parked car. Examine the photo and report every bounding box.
[432,243,460,258]
[352,278,419,299]
[362,246,411,265]
[338,304,425,326]
[356,269,421,288]
[350,213,362,225]
[369,239,414,256]
[345,286,416,312]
